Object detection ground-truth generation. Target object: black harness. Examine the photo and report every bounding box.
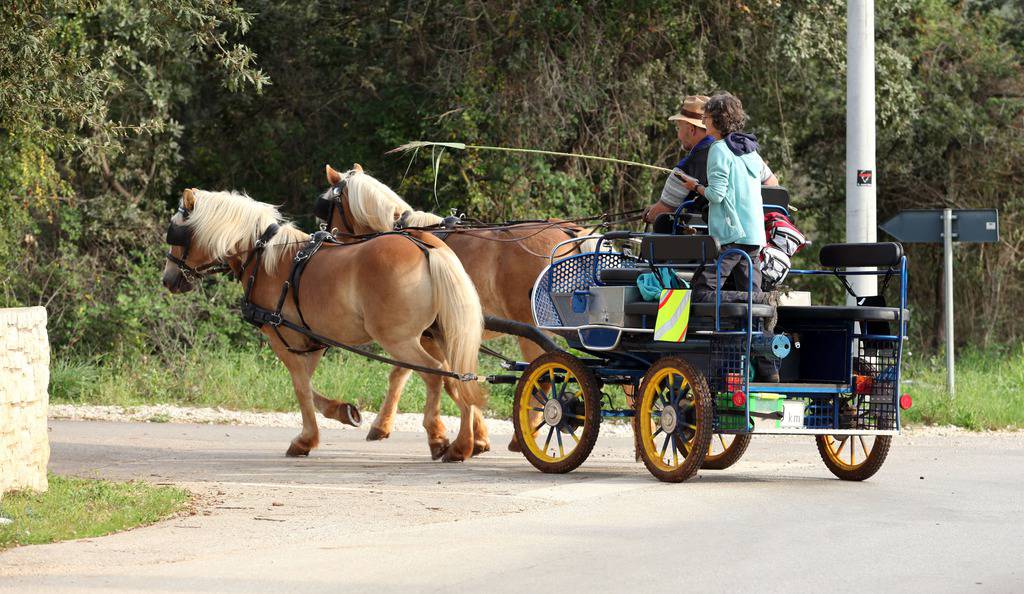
[234,229,476,380]
[165,202,473,379]
[240,229,334,353]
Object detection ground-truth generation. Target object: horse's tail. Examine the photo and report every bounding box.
[428,247,486,408]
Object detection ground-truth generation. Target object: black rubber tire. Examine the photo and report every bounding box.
[815,434,892,481]
[634,357,713,483]
[701,433,752,470]
[512,352,601,474]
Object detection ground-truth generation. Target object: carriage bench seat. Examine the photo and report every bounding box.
[777,305,910,322]
[624,301,774,320]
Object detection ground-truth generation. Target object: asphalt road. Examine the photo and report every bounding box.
[2,420,1022,593]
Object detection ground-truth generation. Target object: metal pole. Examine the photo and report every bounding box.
[943,208,955,396]
[846,0,878,300]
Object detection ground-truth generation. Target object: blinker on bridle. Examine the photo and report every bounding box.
[314,179,352,234]
[165,204,231,282]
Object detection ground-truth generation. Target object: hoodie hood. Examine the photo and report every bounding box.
[725,132,759,156]
[724,132,762,177]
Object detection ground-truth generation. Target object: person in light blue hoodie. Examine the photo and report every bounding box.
[680,92,767,294]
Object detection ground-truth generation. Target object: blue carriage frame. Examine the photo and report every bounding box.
[523,231,909,438]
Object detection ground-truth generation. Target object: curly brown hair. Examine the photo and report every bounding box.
[704,92,747,135]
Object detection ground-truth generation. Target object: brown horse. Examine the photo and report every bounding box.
[318,165,597,450]
[162,188,488,461]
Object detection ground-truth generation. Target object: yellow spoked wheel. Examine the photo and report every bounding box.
[512,352,601,474]
[702,433,752,470]
[815,433,892,481]
[635,357,713,483]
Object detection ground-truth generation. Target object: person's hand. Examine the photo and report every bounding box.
[673,171,699,192]
[642,201,673,223]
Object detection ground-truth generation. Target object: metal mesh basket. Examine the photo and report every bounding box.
[533,252,637,328]
[848,338,899,430]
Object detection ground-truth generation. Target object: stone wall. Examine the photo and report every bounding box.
[0,307,50,495]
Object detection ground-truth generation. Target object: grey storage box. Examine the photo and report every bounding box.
[587,286,644,327]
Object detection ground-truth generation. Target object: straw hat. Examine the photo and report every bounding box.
[668,95,709,128]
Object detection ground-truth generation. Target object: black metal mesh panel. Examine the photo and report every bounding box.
[709,335,748,432]
[849,337,899,430]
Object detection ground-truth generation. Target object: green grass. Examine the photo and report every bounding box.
[902,344,1024,430]
[51,337,523,418]
[0,474,190,549]
[50,339,1024,430]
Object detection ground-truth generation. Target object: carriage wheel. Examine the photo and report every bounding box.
[512,352,601,474]
[701,433,752,470]
[815,433,892,481]
[635,357,713,483]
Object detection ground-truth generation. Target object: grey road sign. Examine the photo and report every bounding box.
[879,208,999,397]
[879,209,999,243]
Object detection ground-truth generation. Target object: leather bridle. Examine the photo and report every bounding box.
[165,204,232,283]
[314,179,357,235]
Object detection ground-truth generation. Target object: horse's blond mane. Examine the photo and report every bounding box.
[339,170,443,231]
[187,190,308,275]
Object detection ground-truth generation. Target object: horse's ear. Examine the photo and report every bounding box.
[182,188,196,210]
[325,164,343,185]
[353,163,363,173]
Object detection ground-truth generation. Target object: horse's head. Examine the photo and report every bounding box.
[317,164,443,236]
[317,164,373,237]
[161,188,231,293]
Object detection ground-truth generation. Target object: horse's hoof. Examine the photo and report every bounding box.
[429,439,451,460]
[286,443,311,457]
[472,441,490,457]
[507,436,522,452]
[365,426,390,441]
[441,448,467,463]
[338,403,362,427]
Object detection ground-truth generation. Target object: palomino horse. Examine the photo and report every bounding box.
[318,165,595,450]
[162,188,488,461]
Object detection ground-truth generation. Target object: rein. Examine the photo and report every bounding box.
[315,181,644,255]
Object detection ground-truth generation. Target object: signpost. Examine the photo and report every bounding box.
[879,209,1000,396]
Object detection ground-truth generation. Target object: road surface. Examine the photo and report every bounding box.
[1,420,1021,593]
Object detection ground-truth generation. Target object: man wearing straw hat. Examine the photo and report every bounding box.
[643,94,778,224]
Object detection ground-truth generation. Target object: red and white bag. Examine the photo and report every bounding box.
[764,212,806,257]
[761,245,792,287]
[760,212,806,288]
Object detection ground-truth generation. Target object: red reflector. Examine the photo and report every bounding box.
[725,373,742,392]
[732,391,747,408]
[899,394,913,410]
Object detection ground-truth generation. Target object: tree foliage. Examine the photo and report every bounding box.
[1,0,1022,361]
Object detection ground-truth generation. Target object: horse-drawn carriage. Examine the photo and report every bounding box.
[164,168,910,482]
[508,189,911,482]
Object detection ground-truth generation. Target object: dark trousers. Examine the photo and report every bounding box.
[692,243,762,293]
[692,243,777,380]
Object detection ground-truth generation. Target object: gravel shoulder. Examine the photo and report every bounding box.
[49,403,1023,441]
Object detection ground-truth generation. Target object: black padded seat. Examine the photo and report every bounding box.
[777,305,910,322]
[624,301,774,319]
[598,268,643,284]
[819,242,904,268]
